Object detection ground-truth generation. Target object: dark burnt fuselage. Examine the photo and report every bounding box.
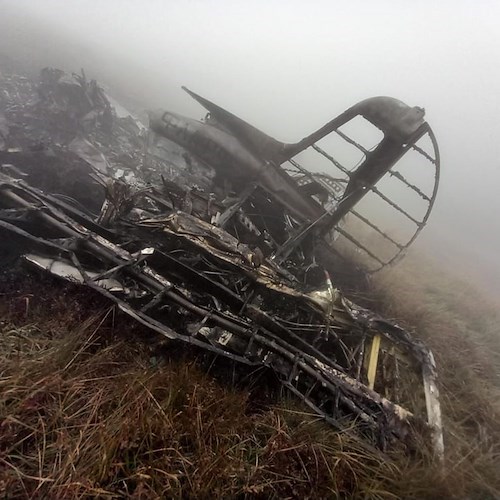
[149,109,325,222]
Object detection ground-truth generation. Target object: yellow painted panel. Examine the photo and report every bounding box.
[367,334,381,390]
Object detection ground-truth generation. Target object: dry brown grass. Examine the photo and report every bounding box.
[371,250,500,498]
[1,257,500,498]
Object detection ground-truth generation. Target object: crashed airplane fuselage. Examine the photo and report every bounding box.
[0,69,443,459]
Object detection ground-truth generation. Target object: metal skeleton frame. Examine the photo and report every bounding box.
[0,172,443,458]
[276,124,440,271]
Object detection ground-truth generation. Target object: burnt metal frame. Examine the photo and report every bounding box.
[0,172,443,458]
[273,124,440,271]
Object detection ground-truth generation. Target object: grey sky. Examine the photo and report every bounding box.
[2,0,500,290]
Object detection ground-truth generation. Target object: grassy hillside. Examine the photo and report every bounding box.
[1,252,499,498]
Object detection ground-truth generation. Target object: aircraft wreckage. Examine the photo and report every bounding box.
[0,68,443,458]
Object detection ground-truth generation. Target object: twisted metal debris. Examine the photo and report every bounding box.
[0,67,443,458]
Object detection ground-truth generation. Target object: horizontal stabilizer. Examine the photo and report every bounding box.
[183,86,287,161]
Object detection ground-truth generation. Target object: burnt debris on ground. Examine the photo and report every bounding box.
[0,67,443,458]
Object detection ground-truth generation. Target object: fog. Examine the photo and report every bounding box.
[1,0,499,292]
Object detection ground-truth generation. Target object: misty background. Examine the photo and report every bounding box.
[1,0,499,294]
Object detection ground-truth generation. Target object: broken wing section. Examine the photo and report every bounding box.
[0,171,443,459]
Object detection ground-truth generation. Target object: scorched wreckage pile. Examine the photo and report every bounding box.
[0,68,443,458]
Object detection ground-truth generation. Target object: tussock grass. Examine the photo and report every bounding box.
[1,259,500,498]
[371,251,500,498]
[0,303,398,498]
